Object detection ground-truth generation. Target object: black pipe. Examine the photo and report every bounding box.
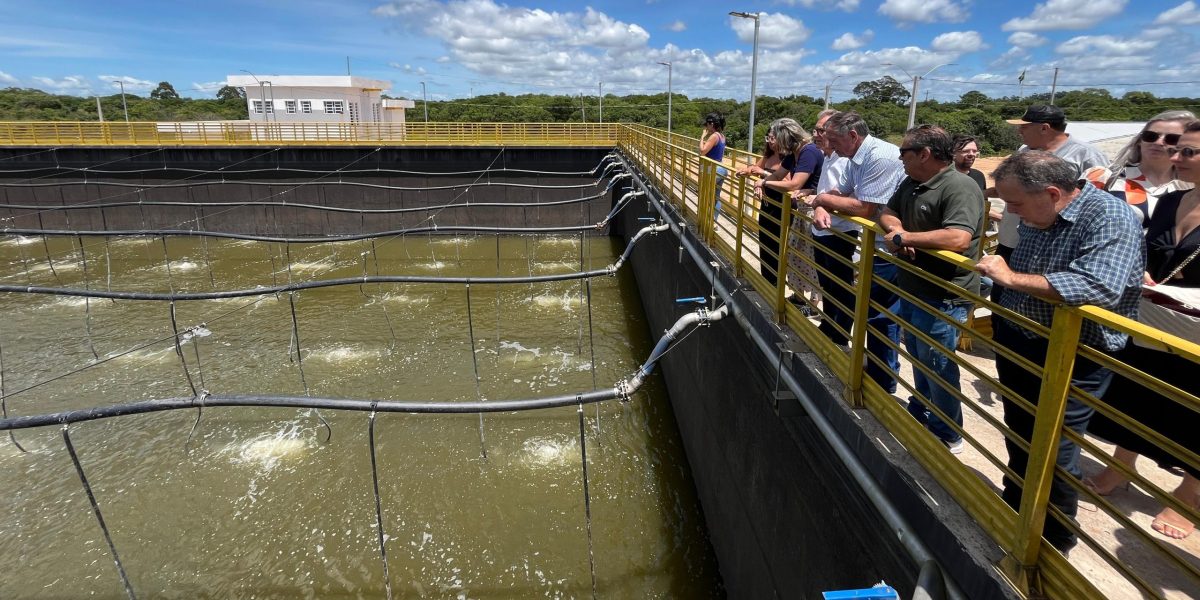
[0,224,599,244]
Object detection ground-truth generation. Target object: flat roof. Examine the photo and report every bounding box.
[225,75,391,90]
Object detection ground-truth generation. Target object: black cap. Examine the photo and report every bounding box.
[1006,104,1066,125]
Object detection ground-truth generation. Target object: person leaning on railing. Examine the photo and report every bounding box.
[700,112,728,220]
[1085,118,1200,540]
[879,125,984,456]
[735,131,783,284]
[975,151,1145,555]
[752,118,822,288]
[804,110,906,394]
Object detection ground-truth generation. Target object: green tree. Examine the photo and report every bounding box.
[853,76,910,105]
[150,81,180,101]
[216,85,245,101]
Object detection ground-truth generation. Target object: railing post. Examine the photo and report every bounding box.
[774,195,794,324]
[1000,306,1083,597]
[734,176,746,278]
[844,227,877,408]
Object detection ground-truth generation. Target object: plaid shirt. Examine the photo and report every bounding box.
[1000,184,1145,350]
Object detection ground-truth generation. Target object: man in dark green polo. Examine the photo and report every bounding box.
[879,125,983,455]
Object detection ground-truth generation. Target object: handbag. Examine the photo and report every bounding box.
[1135,244,1200,347]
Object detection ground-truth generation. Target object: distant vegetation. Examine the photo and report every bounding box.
[2,80,1196,156]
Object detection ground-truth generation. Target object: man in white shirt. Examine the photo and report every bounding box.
[805,111,906,393]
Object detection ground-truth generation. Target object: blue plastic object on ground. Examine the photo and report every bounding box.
[821,581,899,599]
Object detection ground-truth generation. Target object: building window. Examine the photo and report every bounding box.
[324,100,344,114]
[263,100,274,114]
[349,101,360,123]
[300,100,312,114]
[252,100,264,114]
[285,100,297,114]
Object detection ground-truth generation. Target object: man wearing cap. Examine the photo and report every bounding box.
[991,105,1109,302]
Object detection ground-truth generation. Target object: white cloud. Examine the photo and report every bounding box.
[1055,34,1155,56]
[31,75,92,95]
[0,70,17,85]
[730,12,811,49]
[666,20,686,32]
[1002,0,1127,31]
[832,30,874,50]
[389,62,428,75]
[1007,32,1047,48]
[776,0,860,10]
[931,31,985,53]
[878,0,969,24]
[191,81,224,92]
[98,75,154,89]
[1155,1,1200,25]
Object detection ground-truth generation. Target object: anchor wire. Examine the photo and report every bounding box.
[367,405,394,600]
[0,327,27,452]
[62,424,138,600]
[465,284,487,459]
[577,403,599,600]
[168,302,198,398]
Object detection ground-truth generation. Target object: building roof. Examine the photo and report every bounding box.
[1065,122,1143,159]
[225,75,391,90]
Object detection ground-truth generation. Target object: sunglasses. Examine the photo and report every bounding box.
[1141,130,1182,145]
[1167,146,1199,159]
[899,146,922,156]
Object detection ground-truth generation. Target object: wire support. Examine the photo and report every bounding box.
[465,284,487,459]
[0,328,27,452]
[0,190,607,216]
[0,179,601,193]
[0,268,615,301]
[62,424,138,600]
[577,403,599,600]
[0,224,600,244]
[0,164,603,178]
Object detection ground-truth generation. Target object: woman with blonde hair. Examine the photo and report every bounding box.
[1085,109,1195,223]
[752,118,823,289]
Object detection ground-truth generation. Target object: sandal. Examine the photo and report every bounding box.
[1152,508,1195,540]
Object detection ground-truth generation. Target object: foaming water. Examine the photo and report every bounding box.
[224,423,314,473]
[532,261,577,273]
[380,292,432,306]
[517,434,579,470]
[305,345,383,364]
[0,236,40,247]
[155,260,202,273]
[532,292,583,311]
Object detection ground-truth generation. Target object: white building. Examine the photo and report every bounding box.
[224,75,415,125]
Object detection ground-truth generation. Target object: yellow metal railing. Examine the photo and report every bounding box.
[616,124,1200,600]
[0,121,621,147]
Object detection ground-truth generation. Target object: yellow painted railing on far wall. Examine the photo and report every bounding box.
[0,121,622,147]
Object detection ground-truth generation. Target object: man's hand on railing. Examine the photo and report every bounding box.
[812,207,832,230]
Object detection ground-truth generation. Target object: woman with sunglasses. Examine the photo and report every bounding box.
[1086,119,1200,540]
[700,112,728,219]
[1085,110,1196,223]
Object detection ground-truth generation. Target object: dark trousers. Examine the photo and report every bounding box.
[813,232,859,345]
[758,198,783,285]
[994,318,1112,553]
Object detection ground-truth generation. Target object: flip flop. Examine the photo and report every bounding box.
[1152,509,1195,540]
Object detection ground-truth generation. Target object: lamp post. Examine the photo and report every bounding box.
[265,80,277,124]
[420,81,428,122]
[115,80,129,123]
[882,62,956,129]
[657,61,672,144]
[730,11,760,153]
[598,81,603,124]
[823,75,841,110]
[240,70,268,123]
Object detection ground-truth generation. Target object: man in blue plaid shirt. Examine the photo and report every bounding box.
[976,150,1144,554]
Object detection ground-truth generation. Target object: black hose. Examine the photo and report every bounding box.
[0,224,598,244]
[0,389,624,431]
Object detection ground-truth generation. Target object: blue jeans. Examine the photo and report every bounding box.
[899,297,969,444]
[865,259,900,394]
[713,166,728,220]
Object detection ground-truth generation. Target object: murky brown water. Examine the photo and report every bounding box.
[0,233,722,598]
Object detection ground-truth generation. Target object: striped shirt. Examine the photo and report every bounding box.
[843,135,905,249]
[1000,184,1145,350]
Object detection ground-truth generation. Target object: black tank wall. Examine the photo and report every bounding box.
[0,147,613,234]
[611,179,919,598]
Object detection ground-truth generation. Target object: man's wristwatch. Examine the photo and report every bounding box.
[891,233,903,247]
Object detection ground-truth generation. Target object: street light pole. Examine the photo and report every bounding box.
[598,82,603,124]
[823,75,841,110]
[420,81,428,122]
[266,80,276,124]
[882,62,955,129]
[240,70,267,123]
[730,11,761,153]
[657,61,672,144]
[116,81,129,123]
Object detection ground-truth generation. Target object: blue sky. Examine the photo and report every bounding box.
[2,0,1197,103]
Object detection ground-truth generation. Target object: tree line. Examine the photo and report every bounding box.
[1,79,1195,156]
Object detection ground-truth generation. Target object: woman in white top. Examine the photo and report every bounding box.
[1085,110,1196,224]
